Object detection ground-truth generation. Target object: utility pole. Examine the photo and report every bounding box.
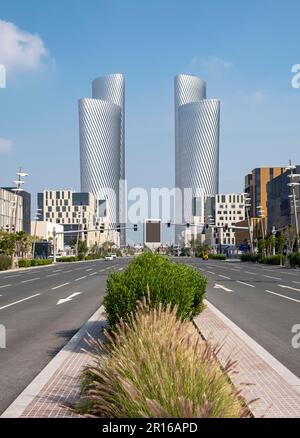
[32,208,42,259]
[286,160,300,253]
[244,194,254,253]
[53,227,57,263]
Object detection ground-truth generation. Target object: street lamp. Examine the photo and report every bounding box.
[11,168,28,233]
[286,161,300,253]
[243,193,254,253]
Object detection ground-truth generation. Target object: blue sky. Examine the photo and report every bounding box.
[0,0,300,242]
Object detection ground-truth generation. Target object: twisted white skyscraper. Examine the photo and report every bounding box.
[79,74,126,246]
[174,74,220,244]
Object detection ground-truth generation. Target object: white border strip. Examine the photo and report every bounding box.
[1,305,105,418]
[205,299,300,392]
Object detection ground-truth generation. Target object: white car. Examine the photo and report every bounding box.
[105,256,113,261]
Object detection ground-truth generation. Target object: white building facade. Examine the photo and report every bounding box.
[204,194,245,248]
[174,74,220,246]
[79,74,126,246]
[31,221,64,252]
[0,188,23,232]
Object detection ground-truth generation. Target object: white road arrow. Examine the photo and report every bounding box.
[279,284,300,292]
[213,283,233,292]
[57,292,82,305]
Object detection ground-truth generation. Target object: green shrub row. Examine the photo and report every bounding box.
[104,253,207,328]
[288,252,300,268]
[240,253,285,265]
[56,256,78,263]
[18,258,53,268]
[0,254,12,271]
[208,254,226,260]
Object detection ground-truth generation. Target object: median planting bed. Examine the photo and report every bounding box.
[76,253,249,418]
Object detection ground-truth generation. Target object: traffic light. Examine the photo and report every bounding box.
[117,224,121,233]
[186,223,190,228]
[167,221,171,228]
[133,224,138,232]
[100,224,105,234]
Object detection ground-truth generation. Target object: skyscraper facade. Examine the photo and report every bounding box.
[174,74,220,245]
[79,74,125,246]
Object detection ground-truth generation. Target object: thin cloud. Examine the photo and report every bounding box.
[0,138,13,154]
[0,20,50,72]
[189,55,233,76]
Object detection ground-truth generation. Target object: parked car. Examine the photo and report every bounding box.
[111,253,117,259]
[105,256,114,261]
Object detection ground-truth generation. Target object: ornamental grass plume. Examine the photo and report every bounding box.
[78,297,250,418]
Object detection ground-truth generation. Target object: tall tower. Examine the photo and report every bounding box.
[79,74,126,246]
[174,74,220,245]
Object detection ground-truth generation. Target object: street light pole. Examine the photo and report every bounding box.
[286,160,300,253]
[32,209,42,259]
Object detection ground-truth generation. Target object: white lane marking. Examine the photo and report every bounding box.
[0,284,12,289]
[51,282,70,290]
[86,268,93,272]
[4,274,20,279]
[118,268,124,271]
[46,273,59,278]
[263,275,282,280]
[52,269,62,273]
[218,274,231,280]
[21,277,40,283]
[89,272,97,276]
[98,269,105,273]
[292,281,300,285]
[214,283,233,292]
[265,289,300,303]
[64,270,73,273]
[75,276,86,281]
[244,271,257,275]
[57,292,82,305]
[279,284,300,292]
[236,280,255,288]
[207,271,216,275]
[0,293,41,311]
[230,268,241,272]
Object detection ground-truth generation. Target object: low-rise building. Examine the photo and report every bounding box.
[31,221,64,252]
[204,193,246,249]
[2,188,31,234]
[267,166,300,234]
[37,190,115,247]
[0,188,23,232]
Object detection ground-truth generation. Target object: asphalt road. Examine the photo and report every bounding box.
[178,258,300,378]
[0,257,130,414]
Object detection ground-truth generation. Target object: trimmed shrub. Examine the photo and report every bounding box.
[264,255,283,265]
[240,253,260,263]
[85,254,102,261]
[57,256,78,263]
[288,252,300,268]
[18,259,31,268]
[208,254,226,260]
[18,258,53,268]
[104,253,207,328]
[78,300,248,418]
[0,254,12,271]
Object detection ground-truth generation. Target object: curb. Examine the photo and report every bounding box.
[204,299,300,393]
[1,305,105,418]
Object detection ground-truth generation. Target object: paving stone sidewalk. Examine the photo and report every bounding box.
[2,301,300,418]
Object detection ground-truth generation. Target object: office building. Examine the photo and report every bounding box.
[1,187,31,233]
[204,193,245,248]
[31,221,64,252]
[0,188,23,232]
[79,74,125,246]
[174,74,220,245]
[267,166,300,233]
[37,190,112,247]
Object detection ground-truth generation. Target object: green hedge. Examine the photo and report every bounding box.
[18,258,53,268]
[208,254,226,260]
[288,252,300,268]
[264,255,283,265]
[85,254,103,261]
[240,253,261,263]
[104,253,207,328]
[0,254,12,271]
[241,253,285,265]
[56,256,78,263]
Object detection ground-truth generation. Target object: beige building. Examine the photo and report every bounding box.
[31,221,64,252]
[204,194,246,248]
[0,188,23,232]
[37,190,118,248]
